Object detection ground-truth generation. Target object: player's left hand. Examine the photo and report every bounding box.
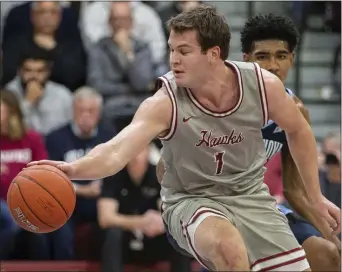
[312,196,340,235]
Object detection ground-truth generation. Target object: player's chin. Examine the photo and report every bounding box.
[174,76,188,88]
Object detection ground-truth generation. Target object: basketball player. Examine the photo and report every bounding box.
[156,13,340,272]
[28,6,340,271]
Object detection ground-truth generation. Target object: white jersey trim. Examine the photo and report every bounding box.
[253,63,269,126]
[158,76,177,141]
[184,61,244,117]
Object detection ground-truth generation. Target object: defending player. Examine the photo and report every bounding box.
[29,6,340,271]
[241,13,340,271]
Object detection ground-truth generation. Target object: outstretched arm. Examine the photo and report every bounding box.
[263,69,340,234]
[281,97,340,247]
[29,88,172,180]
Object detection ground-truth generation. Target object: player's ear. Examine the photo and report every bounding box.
[289,52,295,66]
[243,53,250,62]
[210,46,221,61]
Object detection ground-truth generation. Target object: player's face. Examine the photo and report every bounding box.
[244,40,294,82]
[168,29,213,88]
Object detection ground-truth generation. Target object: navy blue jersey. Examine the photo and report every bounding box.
[262,88,294,161]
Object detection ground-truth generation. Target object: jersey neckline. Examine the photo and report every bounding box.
[184,61,244,118]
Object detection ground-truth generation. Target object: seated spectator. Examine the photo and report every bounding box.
[0,89,48,260]
[98,146,191,272]
[2,1,86,91]
[6,48,73,135]
[43,86,115,260]
[320,132,341,210]
[159,1,201,49]
[263,152,285,204]
[80,1,167,69]
[1,2,80,47]
[88,2,157,123]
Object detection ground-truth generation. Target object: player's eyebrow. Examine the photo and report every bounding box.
[254,49,289,55]
[168,43,192,49]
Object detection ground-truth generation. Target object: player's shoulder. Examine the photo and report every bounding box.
[226,60,256,71]
[291,92,309,117]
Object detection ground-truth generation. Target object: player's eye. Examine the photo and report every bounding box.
[180,50,190,55]
[278,55,287,60]
[256,55,267,61]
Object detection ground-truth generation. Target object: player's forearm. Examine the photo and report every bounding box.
[100,214,143,231]
[286,127,322,202]
[70,143,125,180]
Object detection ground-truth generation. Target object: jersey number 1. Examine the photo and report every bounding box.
[214,151,225,175]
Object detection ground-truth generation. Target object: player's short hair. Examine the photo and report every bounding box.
[240,13,299,54]
[167,4,231,60]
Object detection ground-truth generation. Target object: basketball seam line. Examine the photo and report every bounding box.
[14,181,56,229]
[25,167,75,196]
[19,173,70,219]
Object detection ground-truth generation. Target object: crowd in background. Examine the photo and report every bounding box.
[0,1,340,272]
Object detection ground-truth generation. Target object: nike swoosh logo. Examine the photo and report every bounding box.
[183,116,193,123]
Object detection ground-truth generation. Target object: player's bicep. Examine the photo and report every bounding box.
[263,71,309,135]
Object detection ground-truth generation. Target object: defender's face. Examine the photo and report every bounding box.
[244,40,294,82]
[168,29,210,88]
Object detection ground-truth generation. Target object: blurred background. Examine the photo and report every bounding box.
[0,1,340,272]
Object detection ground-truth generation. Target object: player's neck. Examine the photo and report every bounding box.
[192,62,235,101]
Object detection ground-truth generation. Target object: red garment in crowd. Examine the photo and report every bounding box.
[0,130,48,200]
[264,152,284,202]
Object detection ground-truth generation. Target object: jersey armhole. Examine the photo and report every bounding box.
[157,76,178,141]
[253,63,269,126]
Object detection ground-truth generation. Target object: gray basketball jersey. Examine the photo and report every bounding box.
[158,61,269,206]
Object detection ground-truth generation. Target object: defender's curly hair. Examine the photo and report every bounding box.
[240,13,299,53]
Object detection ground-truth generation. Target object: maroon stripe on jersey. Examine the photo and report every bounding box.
[253,63,268,126]
[157,76,178,141]
[259,68,269,120]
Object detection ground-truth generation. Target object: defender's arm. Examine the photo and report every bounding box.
[281,98,341,247]
[262,70,322,203]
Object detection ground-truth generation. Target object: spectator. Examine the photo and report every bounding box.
[320,132,341,209]
[98,146,191,272]
[43,86,115,260]
[159,1,202,44]
[2,1,86,91]
[5,48,73,135]
[0,89,48,260]
[263,152,285,204]
[1,2,80,47]
[79,1,167,68]
[88,2,157,124]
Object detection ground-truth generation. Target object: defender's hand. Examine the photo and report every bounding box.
[312,196,341,235]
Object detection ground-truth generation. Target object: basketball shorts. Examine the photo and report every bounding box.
[286,212,322,245]
[162,188,310,271]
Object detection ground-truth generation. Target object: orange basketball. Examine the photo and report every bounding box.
[6,165,76,233]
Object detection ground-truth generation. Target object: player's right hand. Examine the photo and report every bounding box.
[27,160,76,179]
